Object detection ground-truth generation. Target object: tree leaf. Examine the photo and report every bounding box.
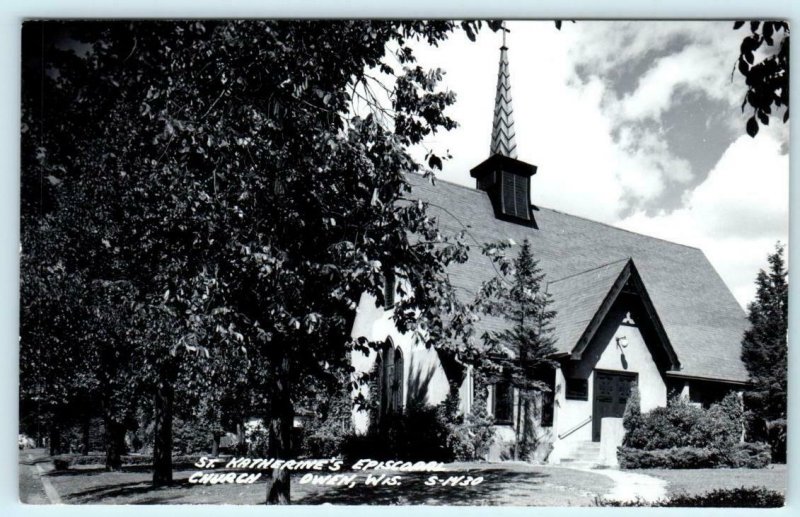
[746,116,760,137]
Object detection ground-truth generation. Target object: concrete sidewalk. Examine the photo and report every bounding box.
[19,449,62,504]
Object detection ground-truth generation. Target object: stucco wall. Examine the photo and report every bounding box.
[554,298,667,448]
[350,292,452,434]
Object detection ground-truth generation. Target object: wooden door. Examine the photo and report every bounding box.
[592,371,637,441]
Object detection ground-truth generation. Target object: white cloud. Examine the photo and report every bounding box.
[400,21,787,307]
[619,134,788,308]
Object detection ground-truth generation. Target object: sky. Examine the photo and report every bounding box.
[401,20,789,310]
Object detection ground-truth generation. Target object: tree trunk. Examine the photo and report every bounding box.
[265,355,293,504]
[211,432,220,457]
[153,378,174,487]
[236,422,246,455]
[48,425,60,456]
[514,390,522,460]
[104,419,125,470]
[82,415,91,456]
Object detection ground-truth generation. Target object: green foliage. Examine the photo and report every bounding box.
[624,393,743,451]
[740,244,787,462]
[618,446,720,469]
[441,382,495,461]
[298,387,354,459]
[622,382,642,433]
[474,239,557,459]
[21,20,505,497]
[623,397,705,450]
[53,453,212,468]
[618,443,770,470]
[621,392,770,469]
[342,401,452,462]
[449,405,496,461]
[342,389,494,463]
[733,22,789,136]
[597,486,783,507]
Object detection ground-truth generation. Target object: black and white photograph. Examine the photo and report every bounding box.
[18,19,789,506]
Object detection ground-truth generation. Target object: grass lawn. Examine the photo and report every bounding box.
[42,461,614,505]
[638,464,787,497]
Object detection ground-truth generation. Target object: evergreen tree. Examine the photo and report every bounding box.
[741,243,788,461]
[477,239,558,460]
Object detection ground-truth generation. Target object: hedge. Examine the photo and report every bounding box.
[618,442,771,469]
[623,392,742,451]
[51,453,220,469]
[597,486,784,507]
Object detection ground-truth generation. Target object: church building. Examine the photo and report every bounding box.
[349,31,750,465]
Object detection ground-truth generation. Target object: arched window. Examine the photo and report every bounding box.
[382,341,395,415]
[377,338,404,416]
[393,347,404,412]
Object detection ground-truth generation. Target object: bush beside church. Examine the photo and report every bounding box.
[618,387,771,469]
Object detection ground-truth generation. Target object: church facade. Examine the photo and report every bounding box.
[349,35,750,465]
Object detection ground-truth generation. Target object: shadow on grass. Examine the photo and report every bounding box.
[64,479,195,504]
[298,469,551,505]
[47,465,163,477]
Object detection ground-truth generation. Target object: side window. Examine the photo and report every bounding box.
[493,381,514,425]
[565,378,589,400]
[541,390,554,427]
[383,269,396,309]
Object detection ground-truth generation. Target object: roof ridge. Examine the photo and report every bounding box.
[409,173,703,253]
[547,257,631,286]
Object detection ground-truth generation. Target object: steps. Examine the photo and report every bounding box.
[559,441,601,466]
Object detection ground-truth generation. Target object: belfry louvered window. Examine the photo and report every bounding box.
[501,171,530,220]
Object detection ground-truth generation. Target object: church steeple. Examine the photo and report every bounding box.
[470,23,538,226]
[490,25,518,158]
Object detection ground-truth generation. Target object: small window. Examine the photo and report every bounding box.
[565,378,589,400]
[493,381,514,424]
[541,390,554,427]
[383,270,396,309]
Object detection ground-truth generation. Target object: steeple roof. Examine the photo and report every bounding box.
[490,26,518,158]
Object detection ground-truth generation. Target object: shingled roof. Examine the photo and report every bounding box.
[547,258,630,356]
[407,173,750,383]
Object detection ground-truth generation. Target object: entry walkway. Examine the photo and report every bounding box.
[569,465,667,503]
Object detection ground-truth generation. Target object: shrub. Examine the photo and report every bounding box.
[339,401,451,462]
[691,393,743,450]
[447,410,495,461]
[725,442,771,468]
[621,391,766,469]
[597,486,784,507]
[299,389,354,458]
[52,458,71,470]
[618,446,719,469]
[623,399,706,450]
[618,442,771,469]
[622,382,641,433]
[51,453,213,468]
[624,393,745,452]
[767,419,786,463]
[339,390,494,463]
